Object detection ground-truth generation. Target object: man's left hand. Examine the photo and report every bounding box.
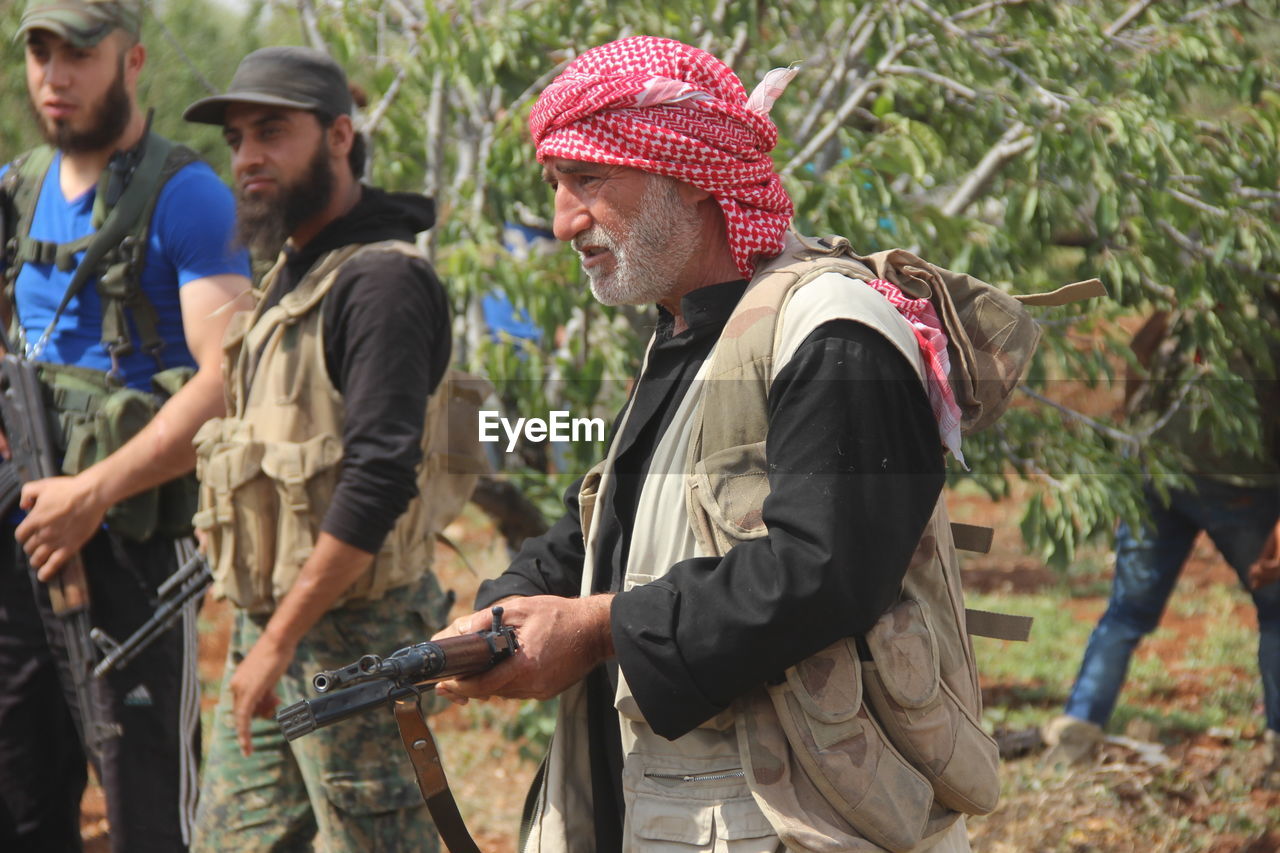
[1249,520,1280,590]
[433,594,615,704]
[16,474,110,581]
[229,635,296,757]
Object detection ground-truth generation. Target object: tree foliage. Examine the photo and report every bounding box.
[5,0,1278,563]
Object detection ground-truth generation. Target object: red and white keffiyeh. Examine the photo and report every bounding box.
[530,37,963,460]
[529,36,795,279]
[865,279,965,465]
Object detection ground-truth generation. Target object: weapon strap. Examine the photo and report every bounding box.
[392,697,482,853]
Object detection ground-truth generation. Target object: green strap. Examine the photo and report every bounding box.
[13,232,93,270]
[3,146,56,344]
[96,138,198,362]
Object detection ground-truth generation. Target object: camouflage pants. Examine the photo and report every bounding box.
[192,578,448,853]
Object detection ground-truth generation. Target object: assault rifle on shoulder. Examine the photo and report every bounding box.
[0,353,120,762]
[276,607,518,853]
[91,550,211,677]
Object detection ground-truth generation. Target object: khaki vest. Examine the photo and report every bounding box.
[193,241,484,614]
[525,235,1005,853]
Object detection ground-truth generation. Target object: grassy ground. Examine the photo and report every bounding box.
[81,495,1280,851]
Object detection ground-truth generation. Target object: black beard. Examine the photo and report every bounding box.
[29,54,131,154]
[235,138,336,260]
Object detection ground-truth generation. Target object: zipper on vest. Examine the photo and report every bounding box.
[643,769,746,783]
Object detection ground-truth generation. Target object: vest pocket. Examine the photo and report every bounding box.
[767,639,934,853]
[193,422,274,610]
[260,435,342,603]
[688,440,770,555]
[628,764,776,851]
[195,426,343,611]
[861,598,1001,815]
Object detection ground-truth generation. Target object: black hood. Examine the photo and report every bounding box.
[340,186,436,244]
[286,185,435,277]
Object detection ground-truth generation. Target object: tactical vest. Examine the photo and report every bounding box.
[0,133,205,541]
[523,234,1099,853]
[193,241,489,614]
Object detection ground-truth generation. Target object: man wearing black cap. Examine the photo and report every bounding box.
[183,47,454,851]
[0,1,252,850]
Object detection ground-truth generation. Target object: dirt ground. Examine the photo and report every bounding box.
[78,495,1280,851]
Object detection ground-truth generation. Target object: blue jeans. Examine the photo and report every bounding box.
[1064,476,1280,733]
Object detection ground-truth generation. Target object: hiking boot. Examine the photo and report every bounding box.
[1041,714,1103,766]
[1262,729,1280,790]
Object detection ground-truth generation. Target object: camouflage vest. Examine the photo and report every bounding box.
[192,241,489,614]
[524,234,1099,852]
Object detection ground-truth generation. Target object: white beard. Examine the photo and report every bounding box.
[576,175,702,307]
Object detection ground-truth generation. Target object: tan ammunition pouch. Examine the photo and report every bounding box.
[38,361,196,541]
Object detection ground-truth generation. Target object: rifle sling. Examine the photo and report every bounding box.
[392,696,481,853]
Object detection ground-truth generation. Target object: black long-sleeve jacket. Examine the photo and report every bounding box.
[262,186,450,554]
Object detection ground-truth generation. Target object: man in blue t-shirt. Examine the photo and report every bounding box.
[0,2,252,850]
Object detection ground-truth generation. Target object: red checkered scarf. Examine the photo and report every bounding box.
[866,279,965,465]
[529,36,794,279]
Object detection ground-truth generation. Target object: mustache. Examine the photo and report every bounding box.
[572,227,618,255]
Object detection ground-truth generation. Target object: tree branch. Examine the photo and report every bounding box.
[1104,0,1157,38]
[146,7,218,94]
[1167,187,1228,218]
[793,5,881,141]
[780,76,884,177]
[906,0,1070,113]
[295,0,329,53]
[881,64,978,100]
[1157,220,1280,283]
[722,21,750,71]
[996,429,1066,490]
[781,25,925,178]
[423,68,445,265]
[1017,384,1138,446]
[360,41,422,137]
[1180,0,1246,24]
[940,122,1034,217]
[951,0,1031,22]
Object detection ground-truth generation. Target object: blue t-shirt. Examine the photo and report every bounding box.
[0,153,249,391]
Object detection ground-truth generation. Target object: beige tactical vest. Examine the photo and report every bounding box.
[193,241,485,614]
[524,235,1006,853]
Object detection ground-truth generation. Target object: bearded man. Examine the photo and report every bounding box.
[437,37,980,851]
[182,47,453,851]
[0,1,252,849]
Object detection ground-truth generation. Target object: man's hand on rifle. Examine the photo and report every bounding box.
[230,633,294,757]
[432,594,615,704]
[16,473,110,581]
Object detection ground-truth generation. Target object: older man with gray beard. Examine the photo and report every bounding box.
[437,35,977,852]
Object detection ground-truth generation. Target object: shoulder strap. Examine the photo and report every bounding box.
[273,240,420,320]
[6,148,75,271]
[693,232,876,461]
[94,137,201,365]
[3,148,58,351]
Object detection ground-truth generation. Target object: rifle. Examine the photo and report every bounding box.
[0,354,120,763]
[277,607,518,853]
[91,549,211,677]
